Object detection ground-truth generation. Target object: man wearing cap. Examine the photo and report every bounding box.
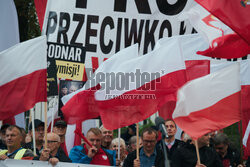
[52,120,68,156]
[69,128,116,165]
[24,119,45,156]
[0,125,34,160]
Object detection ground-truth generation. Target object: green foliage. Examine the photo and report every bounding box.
[113,118,155,138]
[14,0,41,42]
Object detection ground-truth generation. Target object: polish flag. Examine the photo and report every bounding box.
[240,60,250,157]
[62,44,139,124]
[173,63,241,140]
[0,36,47,120]
[181,4,250,59]
[95,37,186,130]
[195,0,250,45]
[156,34,210,120]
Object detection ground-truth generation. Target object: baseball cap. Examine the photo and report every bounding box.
[54,120,67,128]
[29,119,44,130]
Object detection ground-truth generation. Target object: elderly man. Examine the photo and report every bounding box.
[100,126,113,149]
[34,132,71,165]
[0,125,34,160]
[24,119,44,156]
[123,127,164,167]
[52,120,68,156]
[213,133,241,167]
[172,133,223,167]
[69,128,116,165]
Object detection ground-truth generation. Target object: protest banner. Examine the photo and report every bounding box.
[43,0,197,96]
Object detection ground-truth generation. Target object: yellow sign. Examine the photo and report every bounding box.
[56,60,84,81]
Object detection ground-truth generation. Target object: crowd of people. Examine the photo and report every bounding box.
[0,119,249,167]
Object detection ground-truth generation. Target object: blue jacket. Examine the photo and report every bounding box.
[69,145,116,166]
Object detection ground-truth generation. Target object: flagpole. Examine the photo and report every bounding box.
[239,120,244,165]
[44,102,48,149]
[31,108,37,156]
[194,140,201,165]
[136,123,139,160]
[118,128,121,161]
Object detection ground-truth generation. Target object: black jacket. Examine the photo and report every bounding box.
[33,147,71,163]
[158,139,184,161]
[23,142,41,156]
[123,147,165,167]
[220,146,240,167]
[172,142,223,167]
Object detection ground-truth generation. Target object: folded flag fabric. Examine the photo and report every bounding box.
[195,0,250,45]
[182,4,249,59]
[95,37,187,130]
[173,63,241,140]
[0,36,47,120]
[61,44,139,124]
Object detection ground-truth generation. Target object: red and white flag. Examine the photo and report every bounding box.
[173,63,241,140]
[0,36,47,120]
[156,34,210,119]
[95,38,186,130]
[195,0,250,45]
[240,60,250,157]
[62,44,139,124]
[182,4,250,59]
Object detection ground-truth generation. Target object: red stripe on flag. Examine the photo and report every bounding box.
[0,69,47,120]
[174,92,241,140]
[62,85,100,124]
[98,70,187,130]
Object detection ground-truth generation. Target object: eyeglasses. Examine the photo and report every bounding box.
[142,140,156,144]
[43,140,58,144]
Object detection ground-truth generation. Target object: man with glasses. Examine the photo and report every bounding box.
[69,128,116,165]
[34,132,71,165]
[24,119,44,156]
[123,127,165,167]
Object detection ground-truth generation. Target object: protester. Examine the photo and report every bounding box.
[0,125,34,160]
[172,133,223,167]
[213,133,241,167]
[24,119,45,156]
[127,136,142,154]
[52,120,68,156]
[121,124,136,145]
[100,126,113,149]
[123,127,164,167]
[161,119,184,161]
[69,128,116,165]
[110,138,127,166]
[0,124,10,149]
[34,132,71,166]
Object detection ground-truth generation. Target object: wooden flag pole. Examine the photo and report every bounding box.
[44,102,48,149]
[136,123,139,160]
[194,140,201,165]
